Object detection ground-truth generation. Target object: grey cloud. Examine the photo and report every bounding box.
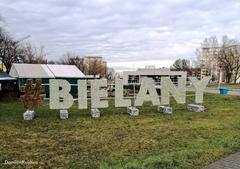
[0,0,239,65]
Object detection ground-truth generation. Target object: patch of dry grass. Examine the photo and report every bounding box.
[0,94,240,168]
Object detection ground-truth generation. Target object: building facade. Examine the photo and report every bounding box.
[201,47,221,81]
[201,45,240,83]
[122,68,187,86]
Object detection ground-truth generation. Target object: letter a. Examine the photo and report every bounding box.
[135,78,160,106]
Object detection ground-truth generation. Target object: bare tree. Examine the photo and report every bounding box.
[193,48,202,68]
[217,36,240,83]
[201,36,219,48]
[60,53,107,77]
[34,46,47,64]
[60,52,85,72]
[20,42,35,63]
[0,29,22,73]
[88,59,103,77]
[0,16,47,72]
[47,60,56,64]
[20,43,47,64]
[170,59,201,78]
[171,59,191,71]
[106,67,115,81]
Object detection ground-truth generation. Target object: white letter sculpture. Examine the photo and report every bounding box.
[161,77,186,105]
[90,79,108,108]
[189,76,211,104]
[49,79,74,109]
[135,78,160,106]
[115,78,131,107]
[78,80,88,109]
[48,77,210,112]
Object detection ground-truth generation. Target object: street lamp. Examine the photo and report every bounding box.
[218,66,222,88]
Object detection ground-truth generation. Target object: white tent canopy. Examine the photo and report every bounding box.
[9,63,85,78]
[47,64,85,78]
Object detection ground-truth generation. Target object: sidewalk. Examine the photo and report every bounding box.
[187,87,240,96]
[204,89,240,96]
[203,152,240,169]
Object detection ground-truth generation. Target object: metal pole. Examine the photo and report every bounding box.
[218,69,222,88]
[133,83,135,101]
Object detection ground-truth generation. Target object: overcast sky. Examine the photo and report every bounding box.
[0,0,240,71]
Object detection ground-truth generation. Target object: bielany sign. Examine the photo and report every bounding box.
[49,76,211,110]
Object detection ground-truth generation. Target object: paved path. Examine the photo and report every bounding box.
[187,88,240,96]
[204,89,240,96]
[203,152,240,169]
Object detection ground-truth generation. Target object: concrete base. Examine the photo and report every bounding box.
[60,110,69,119]
[187,104,205,112]
[23,110,35,120]
[91,108,100,118]
[157,106,172,114]
[127,106,139,116]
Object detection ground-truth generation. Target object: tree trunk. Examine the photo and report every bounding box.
[234,72,237,84]
[226,73,232,83]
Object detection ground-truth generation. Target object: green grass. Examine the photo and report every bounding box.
[0,94,240,169]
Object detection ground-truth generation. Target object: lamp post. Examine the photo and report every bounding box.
[218,66,222,89]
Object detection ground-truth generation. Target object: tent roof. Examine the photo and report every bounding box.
[9,63,85,78]
[0,72,16,81]
[47,64,85,78]
[9,64,55,78]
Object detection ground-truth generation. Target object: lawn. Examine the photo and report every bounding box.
[0,94,240,169]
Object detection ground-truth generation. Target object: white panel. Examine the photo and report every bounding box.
[41,64,55,78]
[47,64,85,78]
[9,65,19,78]
[11,63,54,78]
[10,63,85,79]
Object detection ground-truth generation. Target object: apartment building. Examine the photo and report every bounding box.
[201,45,240,83]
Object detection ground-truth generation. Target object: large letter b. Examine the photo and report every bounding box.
[49,79,74,109]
